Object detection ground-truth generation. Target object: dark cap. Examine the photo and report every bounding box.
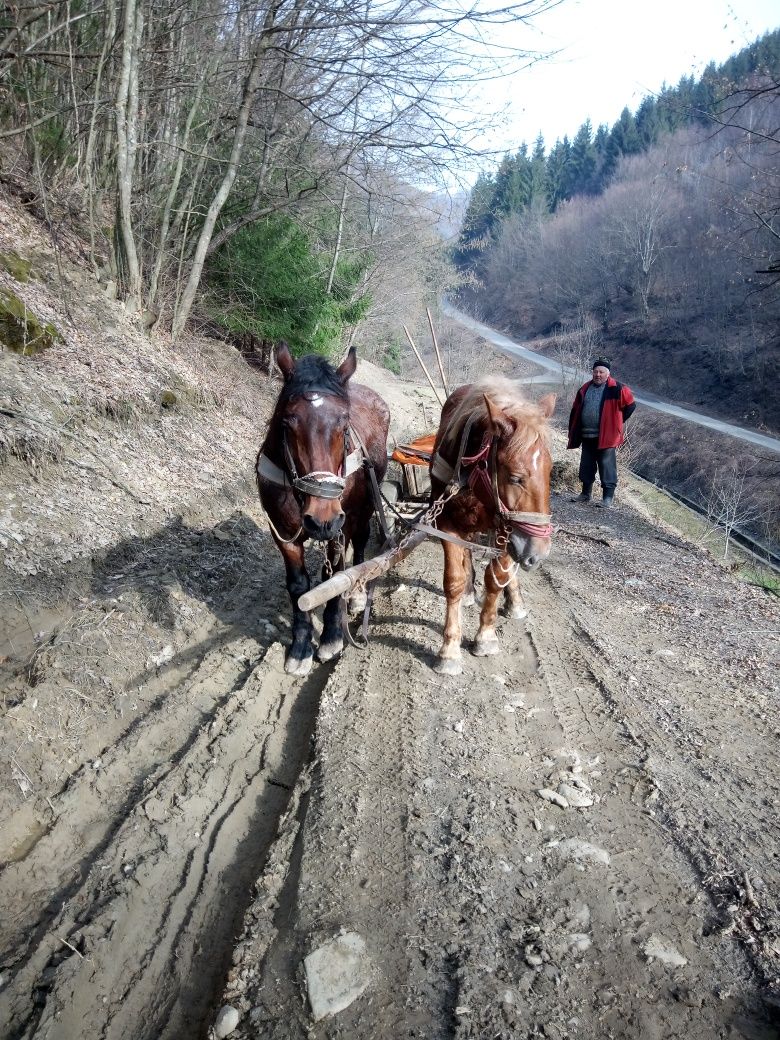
[592,357,611,370]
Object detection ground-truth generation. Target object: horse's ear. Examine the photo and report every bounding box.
[537,392,557,418]
[483,394,514,439]
[275,342,295,381]
[336,346,357,385]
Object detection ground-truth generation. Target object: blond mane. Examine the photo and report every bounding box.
[440,377,550,457]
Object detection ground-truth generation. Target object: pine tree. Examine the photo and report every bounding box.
[635,97,660,148]
[545,136,572,211]
[453,171,497,270]
[530,134,549,205]
[570,120,598,195]
[493,147,533,217]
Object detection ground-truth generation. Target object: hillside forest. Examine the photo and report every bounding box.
[1,3,779,552]
[454,29,780,433]
[1,0,563,368]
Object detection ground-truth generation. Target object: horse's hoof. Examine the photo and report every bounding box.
[284,653,313,677]
[472,637,500,656]
[348,590,368,615]
[503,605,527,620]
[317,638,344,663]
[433,657,463,676]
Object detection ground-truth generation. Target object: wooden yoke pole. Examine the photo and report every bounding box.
[427,307,450,399]
[402,325,443,407]
[298,529,428,612]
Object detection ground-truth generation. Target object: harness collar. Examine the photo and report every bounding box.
[431,422,553,539]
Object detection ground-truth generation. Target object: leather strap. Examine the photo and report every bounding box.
[411,522,502,558]
[256,433,363,494]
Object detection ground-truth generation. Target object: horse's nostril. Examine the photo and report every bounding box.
[303,512,345,541]
[302,513,322,536]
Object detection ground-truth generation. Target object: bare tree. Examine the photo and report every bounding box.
[700,462,763,561]
[551,310,600,397]
[0,0,563,339]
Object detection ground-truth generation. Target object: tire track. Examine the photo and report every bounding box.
[0,631,260,960]
[0,642,329,1040]
[530,564,780,1005]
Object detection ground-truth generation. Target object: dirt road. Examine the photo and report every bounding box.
[2,473,778,1040]
[443,302,780,457]
[4,182,778,1039]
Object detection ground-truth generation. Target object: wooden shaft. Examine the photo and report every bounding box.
[297,529,428,611]
[402,325,443,407]
[427,307,450,398]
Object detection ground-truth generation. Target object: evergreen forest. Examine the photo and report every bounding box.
[454,28,780,430]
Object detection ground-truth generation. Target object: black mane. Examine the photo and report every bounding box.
[280,354,348,402]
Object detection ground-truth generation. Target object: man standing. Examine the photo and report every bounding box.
[567,357,636,508]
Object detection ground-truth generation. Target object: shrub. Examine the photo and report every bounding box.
[206,216,371,357]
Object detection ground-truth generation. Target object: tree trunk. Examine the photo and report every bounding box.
[114,0,142,302]
[171,3,280,342]
[147,66,210,308]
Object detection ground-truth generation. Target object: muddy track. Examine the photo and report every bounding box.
[0,618,332,1040]
[211,496,779,1040]
[1,489,779,1040]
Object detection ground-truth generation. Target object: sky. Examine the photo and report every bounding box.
[478,0,780,155]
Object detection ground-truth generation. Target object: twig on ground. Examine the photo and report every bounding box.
[58,935,84,959]
[556,527,612,547]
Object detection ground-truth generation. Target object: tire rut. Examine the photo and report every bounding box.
[0,639,332,1040]
[0,632,259,969]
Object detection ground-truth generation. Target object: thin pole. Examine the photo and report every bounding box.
[427,307,450,399]
[403,324,443,407]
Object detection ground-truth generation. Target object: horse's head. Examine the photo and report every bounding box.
[276,342,357,542]
[484,391,556,571]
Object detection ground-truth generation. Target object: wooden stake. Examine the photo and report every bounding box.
[402,325,443,406]
[427,307,450,398]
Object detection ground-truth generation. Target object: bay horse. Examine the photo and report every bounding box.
[428,378,556,675]
[257,343,390,676]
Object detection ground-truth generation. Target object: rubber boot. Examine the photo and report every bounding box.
[571,484,592,504]
[600,492,614,509]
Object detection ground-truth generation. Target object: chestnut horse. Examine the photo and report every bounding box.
[257,344,389,676]
[428,378,556,675]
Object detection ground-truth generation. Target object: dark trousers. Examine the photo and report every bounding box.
[579,438,617,493]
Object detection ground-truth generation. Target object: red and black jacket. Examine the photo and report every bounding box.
[568,377,636,450]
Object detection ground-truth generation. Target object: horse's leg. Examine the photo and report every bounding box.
[473,554,512,656]
[347,516,371,615]
[434,541,468,675]
[278,540,314,676]
[318,539,346,663]
[462,549,476,607]
[502,569,528,619]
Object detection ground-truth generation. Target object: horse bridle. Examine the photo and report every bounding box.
[257,425,364,503]
[431,417,553,540]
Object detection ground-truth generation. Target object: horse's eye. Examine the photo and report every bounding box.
[509,474,525,485]
[283,415,298,428]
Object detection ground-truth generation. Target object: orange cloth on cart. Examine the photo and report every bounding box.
[391,432,437,467]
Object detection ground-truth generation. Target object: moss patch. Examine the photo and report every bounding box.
[0,287,62,355]
[0,251,36,282]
